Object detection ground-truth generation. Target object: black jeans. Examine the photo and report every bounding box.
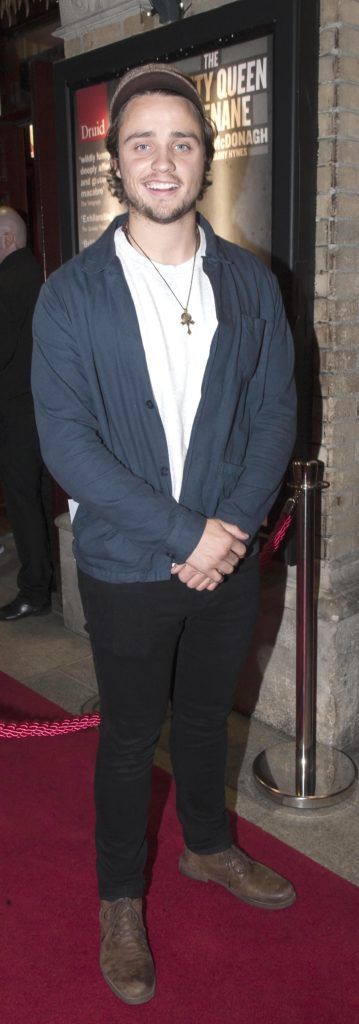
[78,555,260,901]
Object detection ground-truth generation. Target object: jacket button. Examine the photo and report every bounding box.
[146,400,154,409]
[161,466,169,476]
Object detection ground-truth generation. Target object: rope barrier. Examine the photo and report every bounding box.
[259,493,298,569]
[0,493,298,739]
[0,712,101,739]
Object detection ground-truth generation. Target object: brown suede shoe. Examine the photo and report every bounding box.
[179,845,296,910]
[100,897,155,1004]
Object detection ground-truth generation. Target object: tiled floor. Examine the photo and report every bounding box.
[1,534,358,886]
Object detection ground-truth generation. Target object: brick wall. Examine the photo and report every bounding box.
[315,0,359,562]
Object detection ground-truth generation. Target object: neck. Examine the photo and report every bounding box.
[126,209,198,265]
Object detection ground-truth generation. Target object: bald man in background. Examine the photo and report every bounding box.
[0,207,52,620]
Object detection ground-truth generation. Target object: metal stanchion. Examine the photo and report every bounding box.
[253,460,357,809]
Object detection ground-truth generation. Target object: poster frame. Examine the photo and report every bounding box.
[54,0,319,456]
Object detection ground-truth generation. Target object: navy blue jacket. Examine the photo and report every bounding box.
[32,214,296,583]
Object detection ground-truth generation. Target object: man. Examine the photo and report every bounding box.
[0,207,53,621]
[32,64,297,1006]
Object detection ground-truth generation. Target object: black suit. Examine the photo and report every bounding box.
[0,247,52,603]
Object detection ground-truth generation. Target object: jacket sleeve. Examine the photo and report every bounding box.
[0,296,17,372]
[31,278,205,563]
[215,276,297,541]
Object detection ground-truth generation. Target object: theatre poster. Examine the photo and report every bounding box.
[73,34,272,264]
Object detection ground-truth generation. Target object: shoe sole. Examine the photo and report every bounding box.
[101,967,156,1005]
[179,861,296,910]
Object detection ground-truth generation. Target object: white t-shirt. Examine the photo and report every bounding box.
[115,224,218,500]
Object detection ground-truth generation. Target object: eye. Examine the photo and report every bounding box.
[135,143,150,152]
[174,142,191,152]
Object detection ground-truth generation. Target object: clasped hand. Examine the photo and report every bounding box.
[170,518,249,592]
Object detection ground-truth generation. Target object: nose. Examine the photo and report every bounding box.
[150,144,176,172]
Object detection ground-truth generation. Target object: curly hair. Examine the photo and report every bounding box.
[106,90,217,204]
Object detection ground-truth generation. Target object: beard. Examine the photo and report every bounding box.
[119,172,206,224]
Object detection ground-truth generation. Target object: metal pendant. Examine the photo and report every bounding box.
[181,309,195,335]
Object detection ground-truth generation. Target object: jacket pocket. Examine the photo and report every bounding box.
[72,507,143,574]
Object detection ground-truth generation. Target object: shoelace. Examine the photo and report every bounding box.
[225,847,250,877]
[104,900,148,953]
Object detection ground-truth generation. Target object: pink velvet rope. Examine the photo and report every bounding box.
[259,512,294,569]
[0,712,101,739]
[0,500,296,739]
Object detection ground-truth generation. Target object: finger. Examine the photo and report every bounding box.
[227,549,242,565]
[175,563,193,577]
[186,574,220,592]
[186,561,224,584]
[195,578,212,591]
[171,563,185,575]
[187,573,209,590]
[215,551,240,574]
[218,560,235,575]
[219,547,246,571]
[227,539,247,558]
[219,521,249,540]
[177,565,204,584]
[186,570,220,589]
[185,572,206,588]
[201,577,223,593]
[210,546,248,575]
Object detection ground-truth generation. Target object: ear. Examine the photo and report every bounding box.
[111,156,121,179]
[4,230,14,250]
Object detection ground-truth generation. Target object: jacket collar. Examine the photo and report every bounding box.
[78,212,233,275]
[0,247,32,274]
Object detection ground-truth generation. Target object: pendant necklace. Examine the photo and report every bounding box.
[124,223,200,335]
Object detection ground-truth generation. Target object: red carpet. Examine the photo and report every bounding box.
[0,672,358,1024]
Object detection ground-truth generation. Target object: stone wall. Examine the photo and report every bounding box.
[315,0,359,567]
[55,0,236,57]
[314,0,359,744]
[244,0,359,748]
[53,0,359,748]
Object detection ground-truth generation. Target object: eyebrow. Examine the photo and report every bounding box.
[123,129,201,144]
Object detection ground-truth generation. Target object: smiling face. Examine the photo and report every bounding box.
[116,92,206,225]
